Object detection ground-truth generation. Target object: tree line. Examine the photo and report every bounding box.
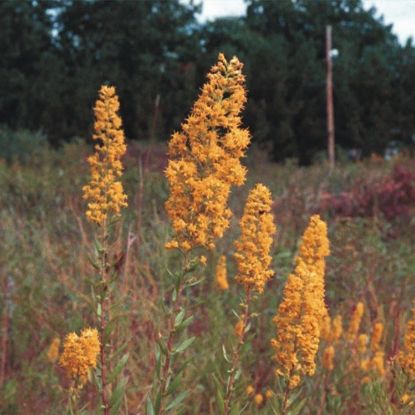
[1,0,415,164]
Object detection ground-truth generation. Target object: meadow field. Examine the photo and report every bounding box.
[1,55,415,415]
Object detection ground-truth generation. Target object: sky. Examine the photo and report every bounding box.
[199,0,415,44]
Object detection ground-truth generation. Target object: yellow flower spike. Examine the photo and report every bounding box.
[234,184,276,294]
[371,322,384,352]
[59,328,100,388]
[320,312,331,341]
[347,302,364,341]
[215,255,229,290]
[331,315,343,343]
[47,337,60,363]
[82,85,127,225]
[254,393,264,406]
[271,215,330,388]
[199,255,207,266]
[165,54,250,251]
[399,307,415,379]
[322,345,335,371]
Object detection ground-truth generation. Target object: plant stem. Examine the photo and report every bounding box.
[100,222,110,415]
[157,253,189,415]
[223,288,251,415]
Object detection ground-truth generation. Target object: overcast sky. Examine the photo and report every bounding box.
[199,0,415,44]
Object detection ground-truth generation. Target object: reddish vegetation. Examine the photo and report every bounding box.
[320,164,415,220]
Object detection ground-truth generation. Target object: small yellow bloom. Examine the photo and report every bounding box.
[265,389,273,399]
[215,255,229,290]
[199,255,207,266]
[47,337,60,363]
[361,376,371,385]
[246,385,255,396]
[360,358,370,371]
[234,319,244,338]
[401,393,413,406]
[254,393,263,406]
[59,328,100,388]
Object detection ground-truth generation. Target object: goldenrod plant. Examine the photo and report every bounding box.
[222,183,276,415]
[81,85,129,415]
[271,215,329,413]
[148,53,250,415]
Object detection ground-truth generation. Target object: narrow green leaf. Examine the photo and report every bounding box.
[109,376,128,415]
[146,397,155,415]
[174,309,185,328]
[173,336,195,354]
[165,391,188,411]
[108,353,129,384]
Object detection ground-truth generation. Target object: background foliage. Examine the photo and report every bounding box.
[1,0,415,163]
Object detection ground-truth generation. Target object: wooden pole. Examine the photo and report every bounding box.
[326,25,335,169]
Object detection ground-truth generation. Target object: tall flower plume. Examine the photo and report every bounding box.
[271,215,330,388]
[59,328,100,389]
[234,184,276,293]
[83,85,128,225]
[165,53,250,251]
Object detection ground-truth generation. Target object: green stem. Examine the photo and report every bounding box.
[156,253,189,415]
[100,221,110,415]
[223,288,251,415]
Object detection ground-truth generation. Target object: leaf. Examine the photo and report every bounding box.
[165,391,188,411]
[146,397,155,415]
[108,353,129,384]
[174,309,185,328]
[287,397,307,415]
[109,376,128,415]
[175,316,194,332]
[173,336,195,354]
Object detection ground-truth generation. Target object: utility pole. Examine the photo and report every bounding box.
[326,25,335,169]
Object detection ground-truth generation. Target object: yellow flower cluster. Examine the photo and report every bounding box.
[234,184,276,293]
[271,215,330,388]
[347,301,364,341]
[399,307,415,378]
[165,53,250,251]
[83,85,127,225]
[47,337,60,363]
[215,255,229,290]
[59,328,100,388]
